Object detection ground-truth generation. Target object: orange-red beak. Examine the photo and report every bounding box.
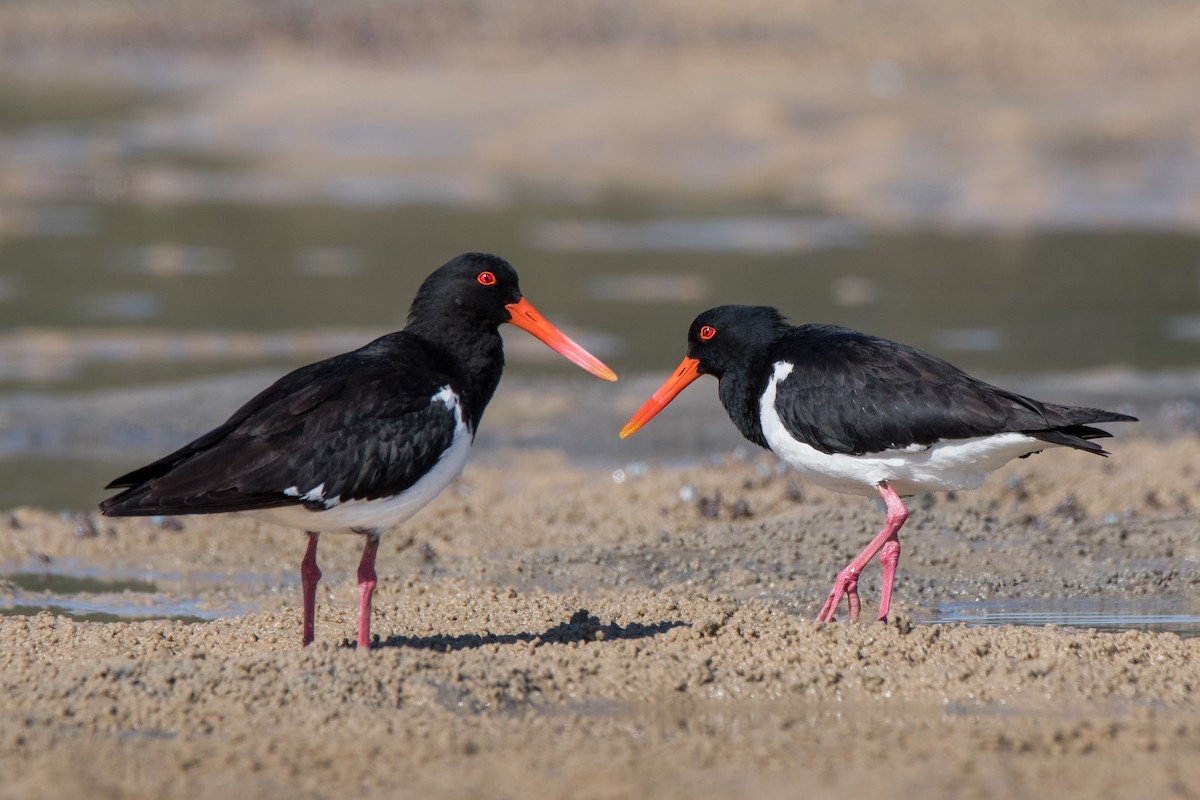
[619,356,703,439]
[505,297,617,382]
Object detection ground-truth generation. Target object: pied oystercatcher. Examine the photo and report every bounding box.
[620,305,1135,623]
[101,253,617,648]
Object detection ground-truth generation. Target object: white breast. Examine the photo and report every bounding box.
[759,361,1050,497]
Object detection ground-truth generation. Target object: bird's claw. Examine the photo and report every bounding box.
[814,568,861,624]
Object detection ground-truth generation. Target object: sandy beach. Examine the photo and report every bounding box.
[2,434,1198,799]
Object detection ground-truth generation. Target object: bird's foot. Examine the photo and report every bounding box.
[814,568,862,624]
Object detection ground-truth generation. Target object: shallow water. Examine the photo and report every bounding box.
[931,599,1200,639]
[0,579,263,624]
[4,200,1200,391]
[0,558,277,623]
[6,559,1198,639]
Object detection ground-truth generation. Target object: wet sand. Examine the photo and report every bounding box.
[2,435,1198,799]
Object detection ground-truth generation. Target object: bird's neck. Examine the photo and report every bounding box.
[407,315,505,429]
[718,366,770,450]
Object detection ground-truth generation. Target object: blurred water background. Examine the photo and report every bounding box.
[1,1,1199,511]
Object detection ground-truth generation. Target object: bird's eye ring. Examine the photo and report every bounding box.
[477,271,497,286]
[699,325,717,341]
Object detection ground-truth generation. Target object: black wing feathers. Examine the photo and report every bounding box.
[100,332,462,516]
[771,325,1136,457]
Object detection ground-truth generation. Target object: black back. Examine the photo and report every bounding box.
[685,306,1137,457]
[100,253,523,516]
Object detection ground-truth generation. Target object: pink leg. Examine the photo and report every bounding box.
[876,533,901,622]
[815,483,909,624]
[300,531,321,647]
[356,534,380,651]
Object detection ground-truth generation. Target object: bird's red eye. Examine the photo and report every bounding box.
[699,325,716,341]
[477,271,497,286]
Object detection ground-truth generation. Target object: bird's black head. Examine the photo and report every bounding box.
[405,252,616,383]
[686,305,790,378]
[619,304,789,440]
[408,252,523,330]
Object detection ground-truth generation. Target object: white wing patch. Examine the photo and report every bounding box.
[281,482,338,508]
[432,384,458,409]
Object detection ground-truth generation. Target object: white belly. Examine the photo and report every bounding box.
[759,362,1050,496]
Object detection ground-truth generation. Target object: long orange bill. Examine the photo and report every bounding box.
[506,297,617,382]
[619,356,703,439]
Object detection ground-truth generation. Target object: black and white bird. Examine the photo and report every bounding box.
[100,253,617,649]
[620,305,1135,624]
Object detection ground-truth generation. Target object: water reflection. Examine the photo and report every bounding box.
[0,568,251,624]
[932,600,1200,639]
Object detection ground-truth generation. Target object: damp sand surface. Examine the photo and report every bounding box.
[2,436,1199,799]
